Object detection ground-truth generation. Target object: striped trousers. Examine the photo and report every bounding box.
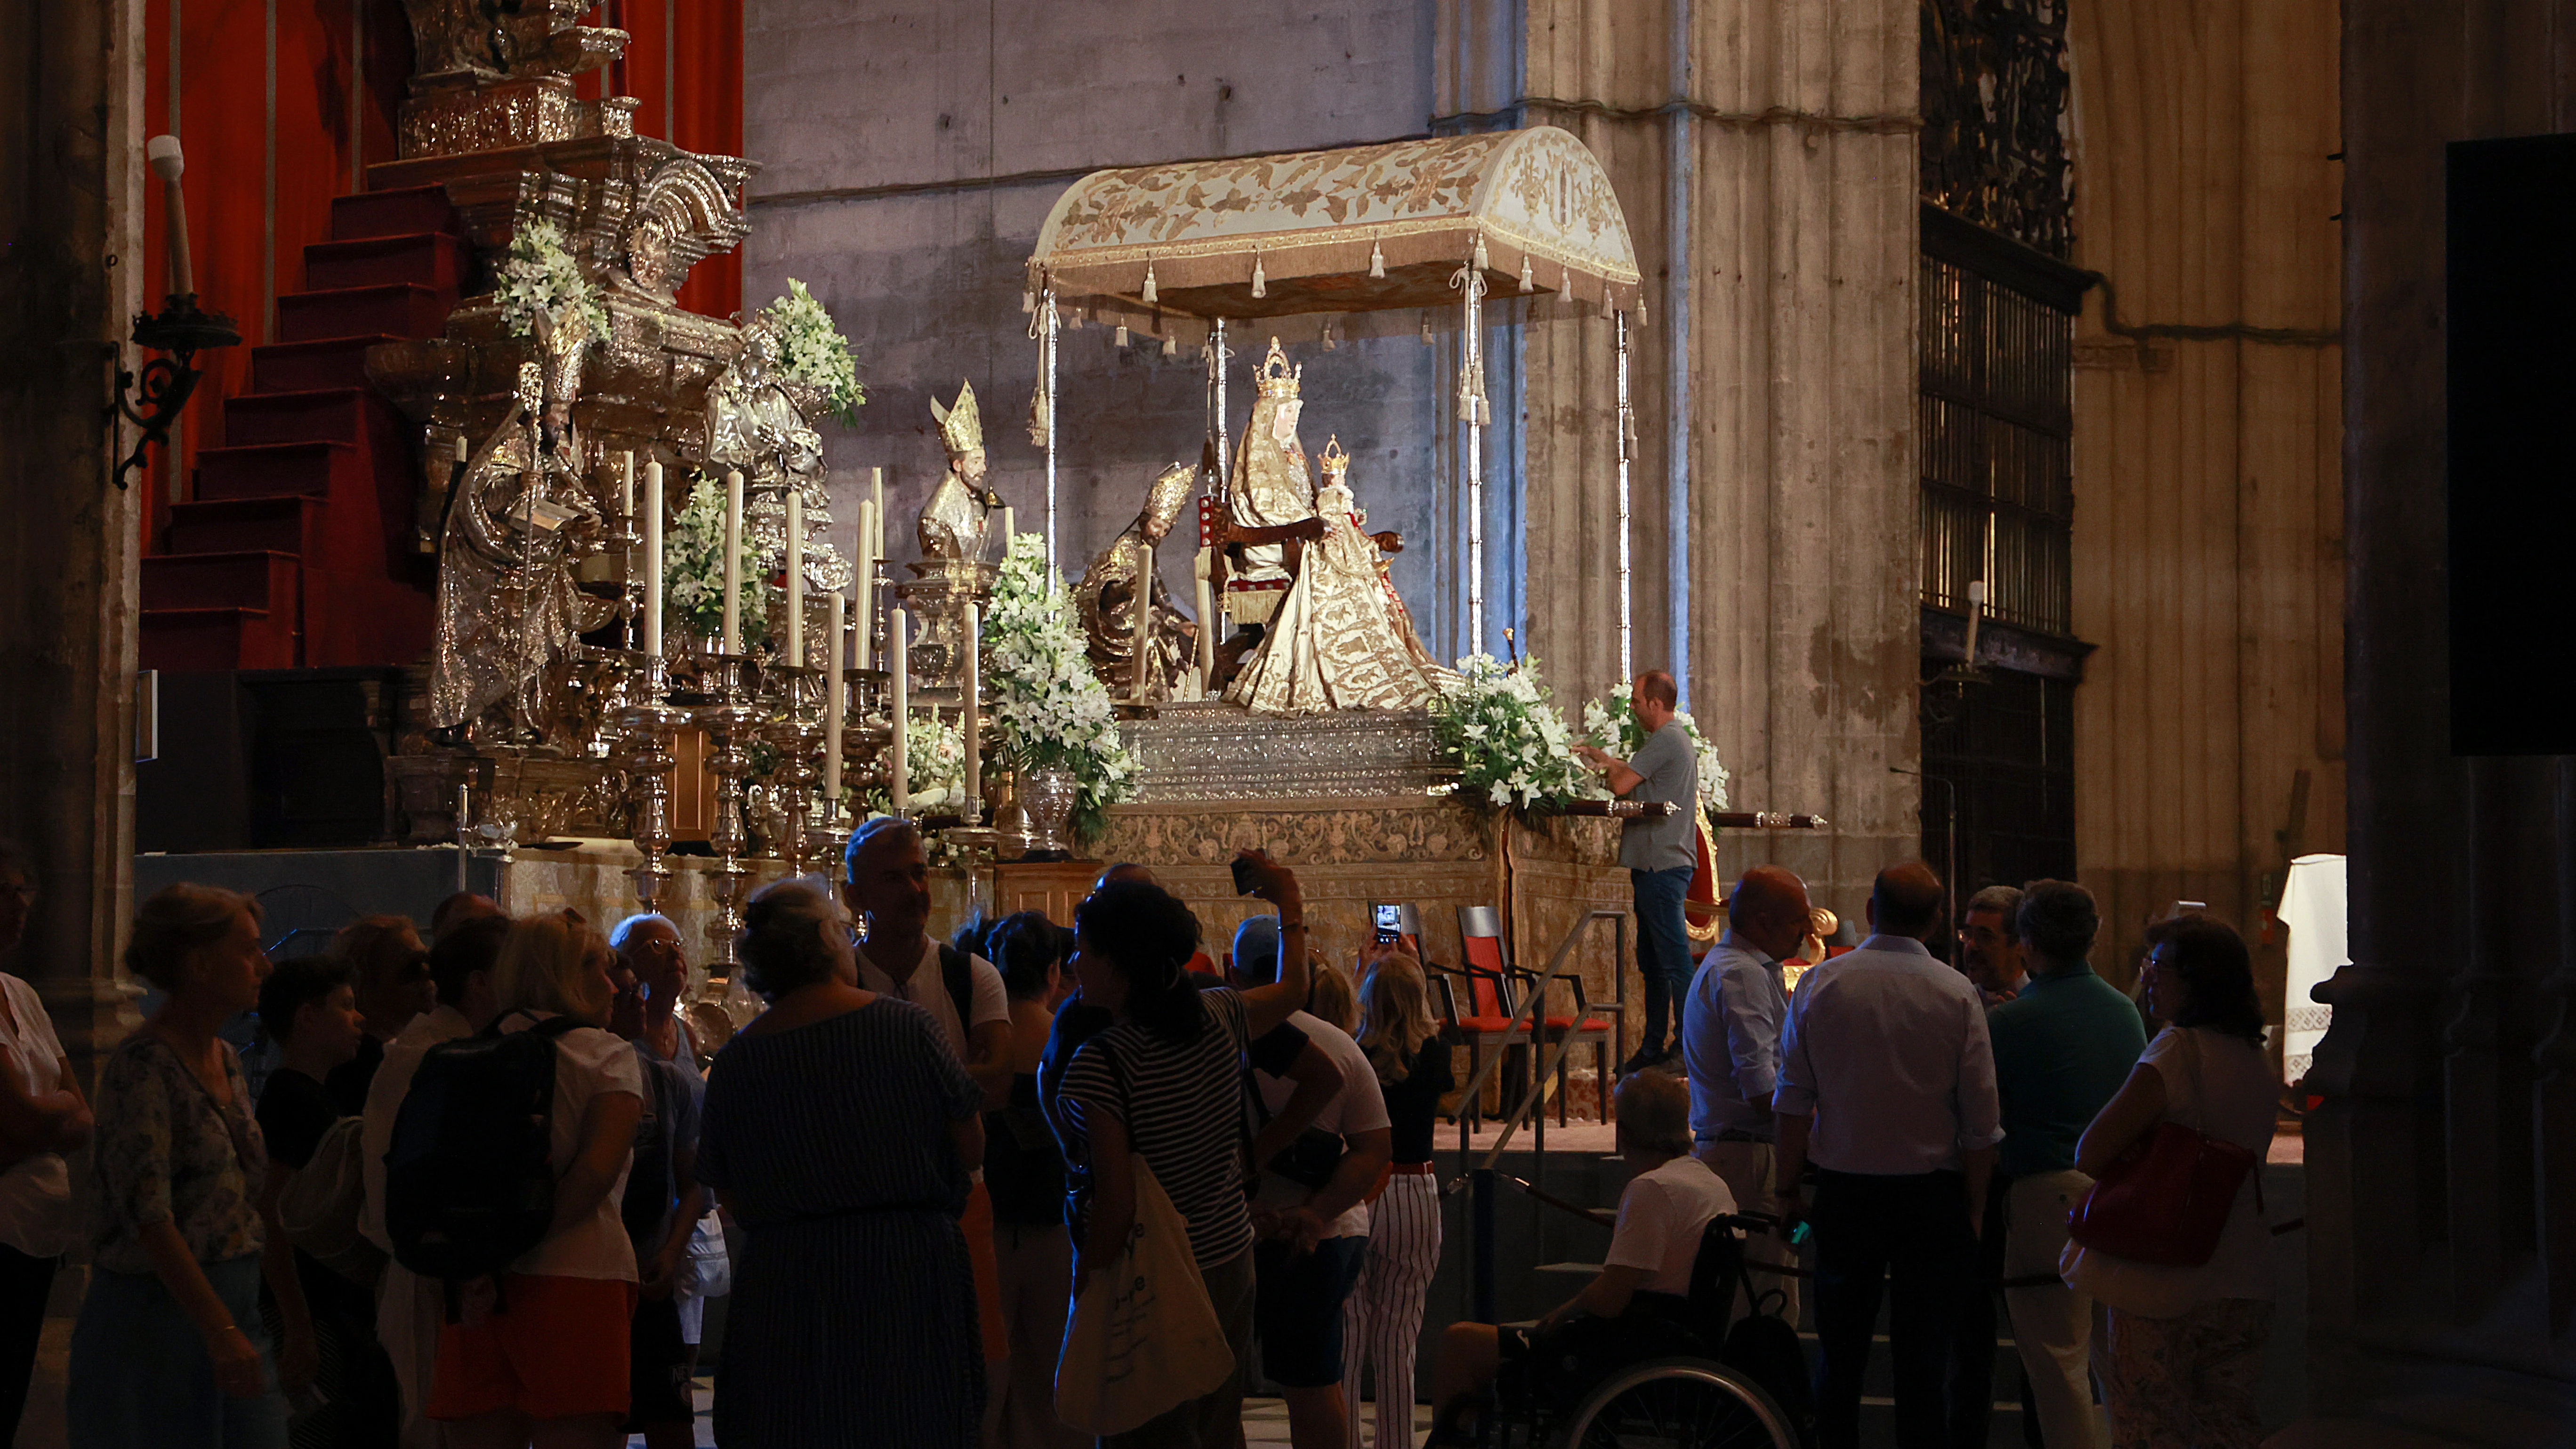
[1340,1169,1443,1449]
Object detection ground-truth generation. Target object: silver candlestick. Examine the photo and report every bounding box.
[763,664,824,877]
[695,654,764,980]
[618,654,686,911]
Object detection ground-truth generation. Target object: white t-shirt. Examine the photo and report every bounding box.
[502,1012,643,1282]
[360,1004,475,1254]
[1253,1010,1392,1240]
[0,975,74,1257]
[2064,1025,2278,1316]
[1604,1154,1738,1297]
[857,938,1007,1062]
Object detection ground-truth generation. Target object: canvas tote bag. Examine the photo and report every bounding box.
[1054,1155,1234,1436]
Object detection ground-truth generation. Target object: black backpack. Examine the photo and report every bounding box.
[383,1013,584,1287]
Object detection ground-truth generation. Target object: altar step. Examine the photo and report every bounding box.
[142,186,456,672]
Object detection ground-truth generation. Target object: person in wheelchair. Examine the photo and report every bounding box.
[1424,1072,1736,1445]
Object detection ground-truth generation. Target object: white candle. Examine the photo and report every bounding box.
[998,506,1014,558]
[643,460,664,657]
[146,136,192,297]
[963,602,981,824]
[785,490,805,663]
[855,499,876,670]
[824,590,846,810]
[721,470,744,654]
[889,609,910,814]
[1133,537,1152,703]
[870,467,885,556]
[618,452,634,521]
[1195,572,1217,685]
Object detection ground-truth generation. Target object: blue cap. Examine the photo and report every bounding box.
[1232,914,1283,986]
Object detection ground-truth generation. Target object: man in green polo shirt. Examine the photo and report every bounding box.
[1988,879,2147,1449]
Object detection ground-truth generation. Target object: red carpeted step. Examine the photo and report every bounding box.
[248,334,406,394]
[141,550,300,614]
[223,387,401,450]
[304,233,468,299]
[166,496,328,558]
[140,606,296,672]
[332,185,459,242]
[194,440,363,500]
[277,283,446,342]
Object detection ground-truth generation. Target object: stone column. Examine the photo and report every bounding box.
[0,0,148,1067]
[1497,0,1924,921]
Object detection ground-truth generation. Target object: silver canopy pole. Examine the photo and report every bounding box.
[1454,257,1489,652]
[1043,286,1060,580]
[1615,309,1634,683]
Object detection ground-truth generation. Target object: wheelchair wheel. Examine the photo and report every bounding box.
[1554,1357,1796,1449]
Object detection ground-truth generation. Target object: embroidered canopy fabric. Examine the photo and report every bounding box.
[1027,127,1641,326]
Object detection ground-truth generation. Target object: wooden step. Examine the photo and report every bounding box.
[165,496,329,558]
[304,233,468,298]
[248,335,405,394]
[276,283,446,343]
[332,185,459,242]
[223,387,397,449]
[141,550,300,615]
[139,605,296,672]
[194,440,363,500]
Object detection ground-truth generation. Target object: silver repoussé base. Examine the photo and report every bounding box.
[1118,702,1452,802]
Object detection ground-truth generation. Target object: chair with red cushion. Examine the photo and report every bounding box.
[1457,906,1618,1127]
[1425,956,1529,1135]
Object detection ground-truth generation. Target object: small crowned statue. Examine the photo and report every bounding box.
[920,379,1005,560]
[1075,462,1202,701]
[1224,339,1320,584]
[428,308,616,744]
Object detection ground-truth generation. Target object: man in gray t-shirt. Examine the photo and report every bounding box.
[1575,670,1699,1071]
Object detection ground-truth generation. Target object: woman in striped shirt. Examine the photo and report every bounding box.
[1054,850,1315,1449]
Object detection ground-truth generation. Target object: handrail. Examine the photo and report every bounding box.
[1446,907,1629,1191]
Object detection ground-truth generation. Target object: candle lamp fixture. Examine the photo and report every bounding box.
[693,654,765,980]
[617,654,687,911]
[762,664,825,877]
[111,295,239,490]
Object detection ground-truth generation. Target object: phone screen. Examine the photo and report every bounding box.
[1372,904,1402,942]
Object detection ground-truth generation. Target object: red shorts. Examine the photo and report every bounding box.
[429,1273,637,1422]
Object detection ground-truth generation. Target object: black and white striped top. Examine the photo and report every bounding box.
[1058,988,1255,1268]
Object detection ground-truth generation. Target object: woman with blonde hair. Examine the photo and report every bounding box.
[1339,945,1451,1449]
[69,883,299,1447]
[427,911,644,1449]
[1306,961,1360,1036]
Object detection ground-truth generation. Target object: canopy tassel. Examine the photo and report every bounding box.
[1635,294,1650,329]
[1114,323,1130,347]
[1021,288,1035,314]
[1141,261,1158,305]
[1251,254,1267,299]
[1369,242,1386,279]
[1519,254,1534,292]
[1162,333,1179,358]
[1473,233,1490,274]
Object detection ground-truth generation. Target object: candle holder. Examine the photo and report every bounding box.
[617,655,687,911]
[112,294,241,490]
[694,655,765,980]
[762,664,824,877]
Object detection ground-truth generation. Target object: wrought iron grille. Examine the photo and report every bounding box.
[1920,0,2074,259]
[1918,251,2074,636]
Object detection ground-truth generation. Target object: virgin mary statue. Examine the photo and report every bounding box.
[1226,432,1450,716]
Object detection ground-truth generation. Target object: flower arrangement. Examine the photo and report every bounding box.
[662,475,770,648]
[854,711,968,816]
[1427,653,1602,813]
[1581,693,1732,810]
[757,279,865,427]
[981,531,1140,842]
[494,220,610,346]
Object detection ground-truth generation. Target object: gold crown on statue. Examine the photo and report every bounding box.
[1255,338,1302,399]
[1319,434,1350,479]
[931,378,985,458]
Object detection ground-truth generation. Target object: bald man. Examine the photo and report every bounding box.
[1773,862,2002,1449]
[1682,865,1812,1324]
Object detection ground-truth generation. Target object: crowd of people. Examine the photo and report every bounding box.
[0,760,2283,1449]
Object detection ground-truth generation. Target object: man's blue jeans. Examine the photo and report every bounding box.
[1631,865,1695,1054]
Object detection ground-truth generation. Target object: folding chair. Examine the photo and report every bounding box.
[1457,905,1619,1127]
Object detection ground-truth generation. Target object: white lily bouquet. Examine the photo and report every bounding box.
[1428,653,1602,814]
[661,475,771,648]
[494,220,609,345]
[1581,693,1732,810]
[856,712,968,816]
[757,278,865,426]
[981,533,1141,842]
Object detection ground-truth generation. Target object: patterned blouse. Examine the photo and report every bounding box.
[88,1032,266,1274]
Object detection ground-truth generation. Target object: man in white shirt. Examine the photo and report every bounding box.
[361,912,503,1449]
[840,815,1015,1376]
[1427,1072,1734,1443]
[1774,861,2003,1449]
[1237,918,1392,1449]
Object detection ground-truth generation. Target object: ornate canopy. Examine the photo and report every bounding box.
[1027,127,1641,326]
